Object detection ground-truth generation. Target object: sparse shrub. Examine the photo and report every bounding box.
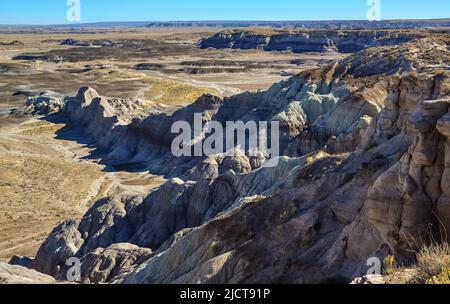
[415,242,450,284]
[426,266,450,284]
[210,241,221,255]
[435,69,447,77]
[278,207,299,224]
[383,255,397,275]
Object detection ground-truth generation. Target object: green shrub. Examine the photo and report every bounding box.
[210,241,221,255]
[306,156,315,165]
[426,266,450,284]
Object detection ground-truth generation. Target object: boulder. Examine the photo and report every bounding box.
[0,263,56,284]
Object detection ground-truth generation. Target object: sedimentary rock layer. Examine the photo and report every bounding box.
[17,37,450,284]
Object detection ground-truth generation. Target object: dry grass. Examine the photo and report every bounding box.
[143,77,218,105]
[383,255,397,275]
[0,155,105,259]
[19,120,65,136]
[0,119,107,259]
[415,243,450,283]
[0,118,168,259]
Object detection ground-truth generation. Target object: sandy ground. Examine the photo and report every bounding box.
[0,116,165,259]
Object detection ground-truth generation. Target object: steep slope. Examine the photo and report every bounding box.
[19,37,450,283]
[199,29,430,53]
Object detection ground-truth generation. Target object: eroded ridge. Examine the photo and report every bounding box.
[5,37,450,284]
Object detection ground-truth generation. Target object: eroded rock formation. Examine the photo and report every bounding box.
[198,29,434,53]
[16,37,450,284]
[0,263,56,284]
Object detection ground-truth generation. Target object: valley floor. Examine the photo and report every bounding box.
[0,115,165,259]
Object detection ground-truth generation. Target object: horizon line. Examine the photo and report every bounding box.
[1,17,449,27]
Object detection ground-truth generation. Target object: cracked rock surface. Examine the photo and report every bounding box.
[15,37,450,284]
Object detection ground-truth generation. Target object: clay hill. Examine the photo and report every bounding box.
[199,28,447,53]
[2,36,450,284]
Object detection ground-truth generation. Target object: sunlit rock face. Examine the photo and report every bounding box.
[199,29,427,53]
[0,263,57,284]
[22,37,450,284]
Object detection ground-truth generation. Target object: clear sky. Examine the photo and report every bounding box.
[0,0,449,25]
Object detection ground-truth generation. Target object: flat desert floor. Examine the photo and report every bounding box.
[0,27,344,260]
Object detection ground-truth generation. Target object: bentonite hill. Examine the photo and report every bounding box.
[0,16,449,286]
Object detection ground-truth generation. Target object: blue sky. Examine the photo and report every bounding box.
[0,0,449,25]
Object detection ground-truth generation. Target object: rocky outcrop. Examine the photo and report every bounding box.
[31,219,84,277]
[0,40,24,46]
[9,255,34,268]
[117,83,449,283]
[59,243,152,284]
[199,29,430,53]
[60,39,118,47]
[351,274,387,284]
[0,263,56,284]
[19,91,65,115]
[351,269,417,284]
[20,37,450,284]
[147,20,450,30]
[20,63,383,178]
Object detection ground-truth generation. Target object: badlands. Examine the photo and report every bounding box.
[0,27,331,261]
[0,24,449,284]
